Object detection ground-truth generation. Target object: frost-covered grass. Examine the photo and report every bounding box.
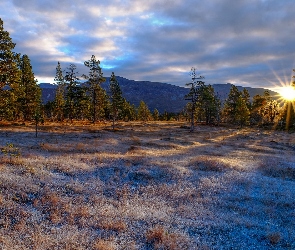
[0,121,294,249]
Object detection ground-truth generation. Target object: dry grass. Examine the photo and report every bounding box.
[146,226,189,249]
[93,239,116,250]
[0,121,294,249]
[258,159,295,180]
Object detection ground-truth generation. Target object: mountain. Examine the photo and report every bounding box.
[40,77,278,114]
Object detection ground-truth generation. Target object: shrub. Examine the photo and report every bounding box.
[1,143,21,163]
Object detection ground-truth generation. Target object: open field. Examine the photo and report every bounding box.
[0,121,294,249]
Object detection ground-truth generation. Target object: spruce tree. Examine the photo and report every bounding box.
[109,72,124,129]
[64,64,80,121]
[263,99,280,124]
[14,54,41,121]
[0,18,20,120]
[251,94,267,125]
[242,88,251,110]
[222,84,250,126]
[83,55,106,123]
[185,68,205,131]
[53,61,65,121]
[153,108,160,121]
[0,18,20,89]
[121,99,137,121]
[137,100,151,122]
[197,84,221,125]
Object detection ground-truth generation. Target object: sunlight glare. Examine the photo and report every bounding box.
[278,85,295,101]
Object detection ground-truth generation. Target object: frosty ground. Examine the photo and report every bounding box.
[0,121,294,249]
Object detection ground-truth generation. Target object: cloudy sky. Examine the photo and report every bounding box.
[1,0,295,89]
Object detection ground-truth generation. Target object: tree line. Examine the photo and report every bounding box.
[184,68,295,130]
[45,59,165,123]
[1,18,294,130]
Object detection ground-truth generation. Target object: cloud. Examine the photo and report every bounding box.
[1,0,294,88]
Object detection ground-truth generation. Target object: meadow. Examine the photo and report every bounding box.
[0,121,294,249]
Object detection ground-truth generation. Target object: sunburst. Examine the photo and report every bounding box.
[277,85,295,101]
[268,69,295,130]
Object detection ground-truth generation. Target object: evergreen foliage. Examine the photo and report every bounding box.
[121,99,137,121]
[109,72,124,129]
[251,93,267,125]
[53,61,65,121]
[222,85,250,127]
[14,54,41,120]
[185,68,205,131]
[64,63,81,121]
[137,100,151,122]
[0,18,20,89]
[196,83,221,125]
[0,18,20,120]
[261,91,279,125]
[83,55,106,123]
[153,108,159,121]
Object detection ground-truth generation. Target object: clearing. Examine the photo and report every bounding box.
[0,122,294,249]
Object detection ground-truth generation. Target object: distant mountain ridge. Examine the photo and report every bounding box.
[40,76,278,114]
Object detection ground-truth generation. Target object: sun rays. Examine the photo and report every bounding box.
[277,85,295,101]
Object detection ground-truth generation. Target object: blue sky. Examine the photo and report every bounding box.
[1,0,295,89]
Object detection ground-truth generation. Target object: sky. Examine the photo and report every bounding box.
[1,0,295,90]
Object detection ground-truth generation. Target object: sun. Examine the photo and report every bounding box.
[278,85,295,101]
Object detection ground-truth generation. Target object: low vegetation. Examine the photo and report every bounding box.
[0,121,294,249]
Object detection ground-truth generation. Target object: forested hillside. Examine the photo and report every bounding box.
[40,78,278,114]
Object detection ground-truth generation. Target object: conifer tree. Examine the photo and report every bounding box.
[153,108,160,121]
[64,63,80,121]
[251,94,267,125]
[53,61,65,121]
[14,54,41,121]
[0,18,20,89]
[137,100,151,122]
[73,85,90,120]
[0,18,20,120]
[242,88,251,110]
[222,84,250,126]
[121,99,137,121]
[197,83,221,125]
[235,95,250,127]
[83,55,106,123]
[109,72,124,129]
[185,68,204,131]
[263,99,280,124]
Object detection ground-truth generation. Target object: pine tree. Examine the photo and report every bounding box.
[83,55,106,123]
[14,54,41,121]
[53,61,65,121]
[137,100,151,122]
[222,84,250,126]
[109,72,124,129]
[263,99,280,124]
[236,95,250,127]
[153,108,159,121]
[72,85,90,120]
[64,63,80,121]
[197,84,221,125]
[242,88,251,110]
[0,18,21,120]
[185,68,205,131]
[251,94,267,125]
[121,99,137,121]
[0,18,20,89]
